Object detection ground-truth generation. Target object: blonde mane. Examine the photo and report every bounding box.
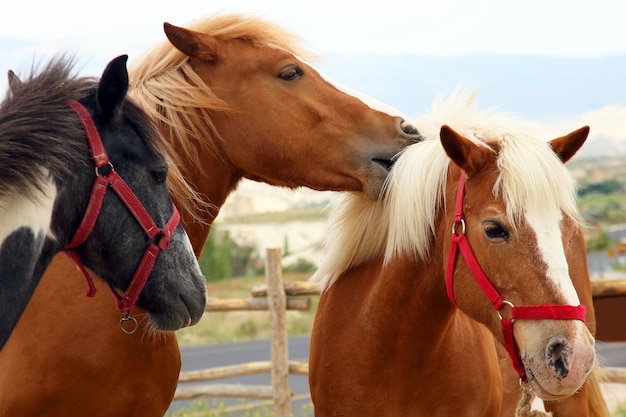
[128,14,314,220]
[311,91,579,291]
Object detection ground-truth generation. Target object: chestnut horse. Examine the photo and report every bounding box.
[0,54,205,350]
[309,92,603,416]
[0,15,420,417]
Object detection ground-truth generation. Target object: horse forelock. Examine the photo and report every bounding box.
[312,90,580,291]
[494,133,579,224]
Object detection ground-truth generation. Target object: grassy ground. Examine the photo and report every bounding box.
[168,399,314,417]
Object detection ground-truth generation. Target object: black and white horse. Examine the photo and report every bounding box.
[0,55,206,349]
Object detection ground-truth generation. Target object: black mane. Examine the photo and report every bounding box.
[0,55,163,200]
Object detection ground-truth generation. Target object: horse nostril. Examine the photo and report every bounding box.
[547,340,571,379]
[400,120,420,136]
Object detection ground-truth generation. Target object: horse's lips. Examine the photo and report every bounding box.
[525,367,575,401]
[373,158,394,171]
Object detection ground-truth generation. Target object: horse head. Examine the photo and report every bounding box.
[440,123,595,399]
[131,17,422,204]
[61,56,207,332]
[0,55,206,350]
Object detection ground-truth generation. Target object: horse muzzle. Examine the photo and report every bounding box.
[519,323,595,400]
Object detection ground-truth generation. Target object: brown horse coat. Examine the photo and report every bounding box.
[0,15,420,417]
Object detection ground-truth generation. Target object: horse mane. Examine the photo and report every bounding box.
[311,90,579,291]
[0,56,93,200]
[0,55,195,220]
[128,14,314,219]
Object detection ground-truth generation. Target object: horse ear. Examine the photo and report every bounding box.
[163,22,218,61]
[7,70,23,92]
[440,125,490,175]
[549,126,589,163]
[97,55,129,121]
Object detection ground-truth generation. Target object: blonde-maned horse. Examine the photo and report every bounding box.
[0,15,421,416]
[309,92,608,417]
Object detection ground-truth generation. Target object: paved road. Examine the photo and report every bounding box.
[168,336,312,416]
[167,337,626,416]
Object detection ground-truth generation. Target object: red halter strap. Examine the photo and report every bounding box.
[64,100,180,313]
[445,171,586,382]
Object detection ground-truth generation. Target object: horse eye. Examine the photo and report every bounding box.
[152,167,168,183]
[278,65,303,81]
[484,221,508,241]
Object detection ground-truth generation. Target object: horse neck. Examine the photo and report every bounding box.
[167,128,243,255]
[0,229,58,350]
[367,252,459,356]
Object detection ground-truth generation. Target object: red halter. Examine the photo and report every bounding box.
[445,171,586,382]
[64,100,180,328]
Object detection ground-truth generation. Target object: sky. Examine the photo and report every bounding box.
[2,0,626,155]
[3,0,626,74]
[2,0,625,205]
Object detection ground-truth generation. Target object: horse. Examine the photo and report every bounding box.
[0,54,206,351]
[0,14,421,417]
[308,92,600,416]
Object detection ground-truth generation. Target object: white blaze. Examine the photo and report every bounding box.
[525,210,580,305]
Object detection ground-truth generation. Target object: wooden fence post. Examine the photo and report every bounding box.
[265,248,292,417]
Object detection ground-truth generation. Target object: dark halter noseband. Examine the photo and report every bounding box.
[64,100,180,334]
[445,171,586,382]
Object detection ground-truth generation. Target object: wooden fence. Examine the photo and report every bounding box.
[173,253,626,415]
[173,248,315,416]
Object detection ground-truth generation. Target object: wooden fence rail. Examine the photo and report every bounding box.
[174,249,310,416]
[174,262,626,412]
[250,278,626,299]
[590,279,626,298]
[206,296,310,312]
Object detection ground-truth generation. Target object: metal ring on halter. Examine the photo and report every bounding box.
[497,300,515,320]
[95,161,114,177]
[451,218,466,235]
[519,377,531,389]
[119,313,138,334]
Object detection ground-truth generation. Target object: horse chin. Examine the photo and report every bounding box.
[147,308,194,332]
[145,291,206,331]
[525,369,578,401]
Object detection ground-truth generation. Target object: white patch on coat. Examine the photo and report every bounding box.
[0,178,56,249]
